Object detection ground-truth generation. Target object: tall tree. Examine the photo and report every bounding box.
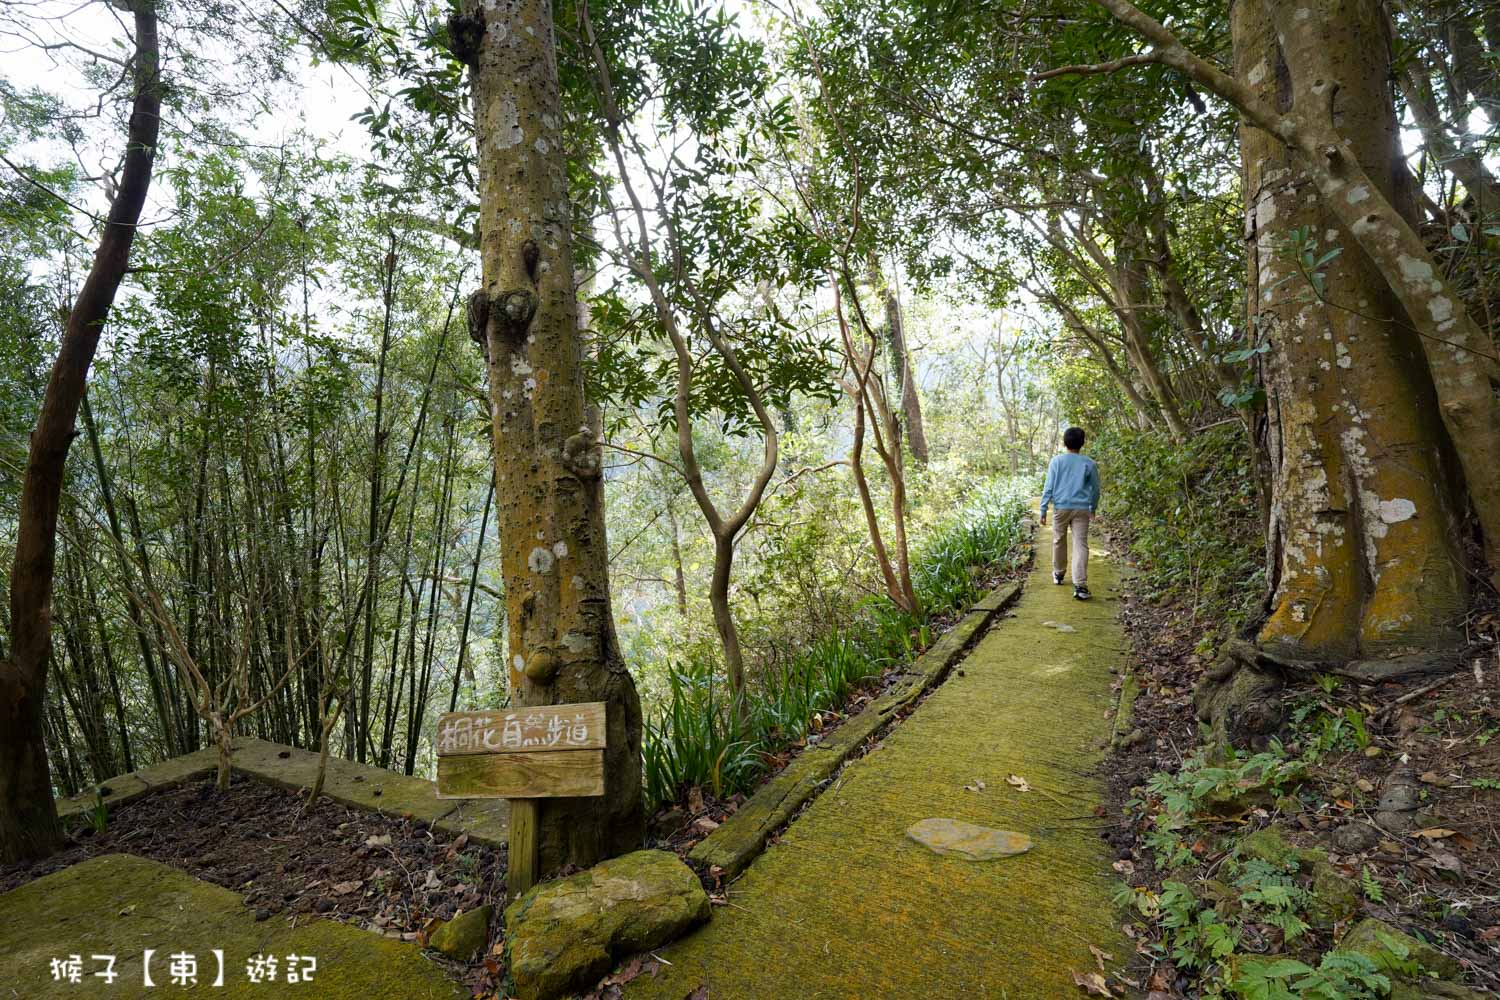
[1068,0,1500,654]
[0,0,160,864]
[447,0,644,871]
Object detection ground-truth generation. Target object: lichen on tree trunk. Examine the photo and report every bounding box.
[452,0,643,872]
[1234,0,1466,659]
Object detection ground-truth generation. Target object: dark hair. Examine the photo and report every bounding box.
[1063,426,1086,451]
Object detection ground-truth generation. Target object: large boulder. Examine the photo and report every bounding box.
[504,850,709,1000]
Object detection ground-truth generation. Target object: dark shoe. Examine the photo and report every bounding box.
[1073,585,1091,601]
[1053,572,1065,585]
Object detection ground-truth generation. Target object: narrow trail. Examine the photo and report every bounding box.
[629,543,1130,999]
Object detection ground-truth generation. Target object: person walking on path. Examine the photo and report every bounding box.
[1040,426,1100,601]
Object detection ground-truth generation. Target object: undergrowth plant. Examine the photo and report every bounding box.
[1090,425,1262,631]
[642,477,1029,808]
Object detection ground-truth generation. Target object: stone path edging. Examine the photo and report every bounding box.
[688,578,1024,878]
[55,737,507,847]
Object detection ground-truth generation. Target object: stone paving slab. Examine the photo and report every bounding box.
[56,738,507,848]
[0,854,465,998]
[630,545,1129,1000]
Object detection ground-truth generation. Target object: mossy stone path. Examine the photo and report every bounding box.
[630,545,1129,999]
[0,854,465,998]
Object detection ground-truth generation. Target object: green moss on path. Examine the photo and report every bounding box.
[628,547,1130,999]
[0,854,465,998]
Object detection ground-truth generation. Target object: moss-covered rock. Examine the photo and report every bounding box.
[1389,980,1490,999]
[1237,826,1355,928]
[1306,859,1359,929]
[428,905,492,961]
[505,850,709,1000]
[1336,917,1461,979]
[1240,826,1325,869]
[0,854,465,998]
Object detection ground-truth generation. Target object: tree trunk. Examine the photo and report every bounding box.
[453,0,643,870]
[708,535,747,697]
[0,0,159,864]
[667,503,688,617]
[358,235,398,763]
[1234,0,1466,657]
[1091,0,1500,586]
[870,262,929,464]
[1050,294,1161,431]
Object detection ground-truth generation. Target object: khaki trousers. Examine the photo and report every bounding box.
[1052,508,1091,585]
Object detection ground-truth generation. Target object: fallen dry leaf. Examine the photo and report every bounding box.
[365,834,392,848]
[1413,828,1457,839]
[1088,944,1113,971]
[1072,969,1113,997]
[1006,774,1032,792]
[964,780,987,793]
[1418,771,1455,788]
[330,879,363,895]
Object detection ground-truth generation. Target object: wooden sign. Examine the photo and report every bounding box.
[435,704,606,799]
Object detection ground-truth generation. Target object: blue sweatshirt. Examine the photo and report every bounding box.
[1040,451,1100,515]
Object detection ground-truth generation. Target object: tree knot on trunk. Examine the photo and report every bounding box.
[445,12,486,67]
[466,287,490,360]
[496,289,538,338]
[523,649,561,684]
[562,431,601,480]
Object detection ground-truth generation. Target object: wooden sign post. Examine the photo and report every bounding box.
[436,703,606,899]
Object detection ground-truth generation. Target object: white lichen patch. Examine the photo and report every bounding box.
[1427,296,1453,324]
[1378,498,1417,524]
[492,96,524,150]
[511,356,533,376]
[1248,59,1269,85]
[1345,185,1370,204]
[1397,254,1435,287]
[561,630,594,654]
[528,546,555,574]
[551,541,568,559]
[512,653,525,671]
